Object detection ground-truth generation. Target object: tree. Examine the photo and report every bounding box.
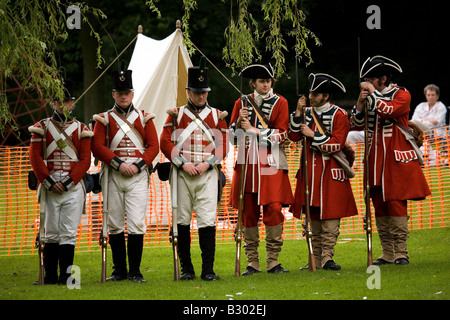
[164,0,320,78]
[1,0,320,138]
[0,0,105,134]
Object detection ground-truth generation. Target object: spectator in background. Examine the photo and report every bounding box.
[411,84,447,131]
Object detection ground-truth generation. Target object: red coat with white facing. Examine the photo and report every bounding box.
[288,104,358,220]
[350,85,431,201]
[160,104,228,168]
[91,105,159,171]
[228,92,294,207]
[29,115,92,190]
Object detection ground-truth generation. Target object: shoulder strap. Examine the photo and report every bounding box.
[245,95,271,129]
[50,119,79,158]
[391,118,419,140]
[111,109,144,146]
[311,109,330,136]
[43,118,50,160]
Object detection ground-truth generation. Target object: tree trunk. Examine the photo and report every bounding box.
[81,18,104,125]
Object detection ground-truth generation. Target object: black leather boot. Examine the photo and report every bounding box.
[107,232,127,281]
[43,242,59,284]
[199,226,219,281]
[58,244,75,285]
[127,234,146,282]
[177,224,195,280]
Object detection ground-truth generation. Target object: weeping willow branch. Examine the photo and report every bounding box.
[146,0,319,79]
[223,0,261,75]
[262,0,321,77]
[0,0,106,135]
[181,0,198,55]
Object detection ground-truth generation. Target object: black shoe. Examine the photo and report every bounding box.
[323,260,341,271]
[267,264,289,274]
[242,266,261,276]
[180,272,195,280]
[128,274,147,283]
[299,264,320,271]
[202,273,220,281]
[373,258,393,265]
[395,258,409,265]
[106,273,127,281]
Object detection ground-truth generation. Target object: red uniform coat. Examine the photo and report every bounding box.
[160,103,228,167]
[29,113,92,190]
[92,104,159,171]
[228,93,294,207]
[350,85,431,201]
[288,104,358,220]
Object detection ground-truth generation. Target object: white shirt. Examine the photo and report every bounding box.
[254,88,274,105]
[411,101,447,129]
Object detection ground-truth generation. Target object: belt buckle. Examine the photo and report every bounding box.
[56,138,67,149]
[120,123,131,134]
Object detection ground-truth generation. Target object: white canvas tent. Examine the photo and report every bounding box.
[128,25,193,136]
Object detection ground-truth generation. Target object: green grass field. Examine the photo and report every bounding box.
[1,227,448,301]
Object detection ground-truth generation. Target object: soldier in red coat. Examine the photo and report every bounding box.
[160,57,228,281]
[229,64,294,276]
[289,73,358,270]
[351,56,431,265]
[92,69,159,282]
[29,80,92,284]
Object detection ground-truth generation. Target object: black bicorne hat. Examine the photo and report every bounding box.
[308,73,346,94]
[186,56,211,92]
[240,63,275,79]
[111,69,134,92]
[360,55,402,79]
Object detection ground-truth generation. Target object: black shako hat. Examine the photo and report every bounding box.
[360,55,402,79]
[240,63,275,79]
[63,79,75,100]
[308,73,346,94]
[186,56,211,92]
[53,79,75,101]
[111,69,134,92]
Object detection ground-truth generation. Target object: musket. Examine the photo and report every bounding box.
[170,166,180,281]
[234,140,245,277]
[363,104,373,267]
[100,123,110,283]
[36,125,48,285]
[36,185,46,285]
[296,58,316,272]
[234,94,248,277]
[358,37,373,266]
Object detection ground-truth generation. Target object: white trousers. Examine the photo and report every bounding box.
[174,168,218,228]
[107,169,148,235]
[44,182,84,245]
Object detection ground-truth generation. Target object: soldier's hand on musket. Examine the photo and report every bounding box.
[237,106,250,128]
[356,82,372,111]
[360,81,375,94]
[182,162,199,176]
[240,118,260,136]
[295,95,307,116]
[51,182,66,195]
[239,105,250,118]
[300,123,315,138]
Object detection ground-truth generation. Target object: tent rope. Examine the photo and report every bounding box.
[73,34,138,107]
[190,42,244,97]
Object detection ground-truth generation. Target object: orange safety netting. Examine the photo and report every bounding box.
[1,126,449,256]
